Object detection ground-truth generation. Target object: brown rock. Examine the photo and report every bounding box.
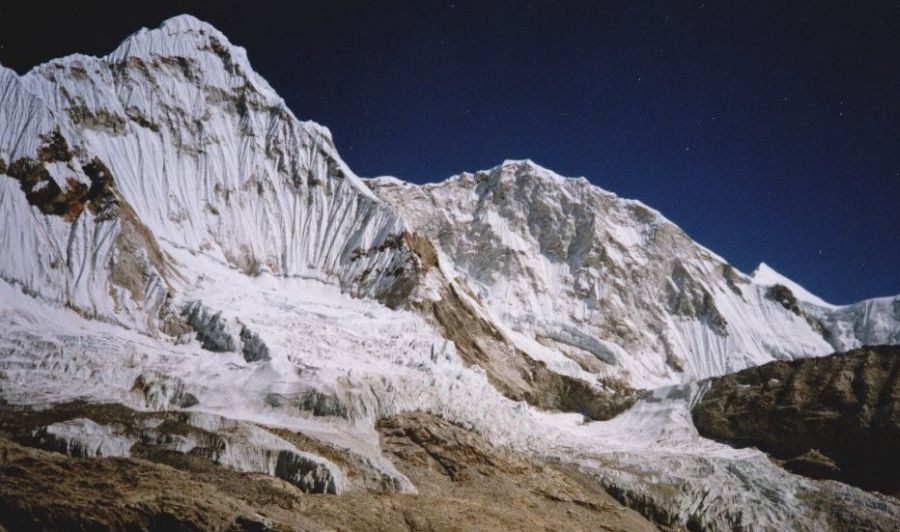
[692,345,900,496]
[0,404,656,531]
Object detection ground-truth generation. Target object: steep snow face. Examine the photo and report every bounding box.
[815,296,900,350]
[752,263,900,352]
[369,160,895,389]
[0,15,417,332]
[752,262,835,308]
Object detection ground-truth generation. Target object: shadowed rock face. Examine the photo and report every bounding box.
[692,345,900,496]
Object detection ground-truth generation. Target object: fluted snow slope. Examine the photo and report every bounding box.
[753,263,900,350]
[1,15,417,333]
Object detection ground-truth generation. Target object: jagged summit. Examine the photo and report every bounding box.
[110,14,237,64]
[20,15,231,76]
[14,14,339,160]
[142,13,221,34]
[491,158,580,180]
[0,16,214,77]
[106,14,275,95]
[424,158,594,190]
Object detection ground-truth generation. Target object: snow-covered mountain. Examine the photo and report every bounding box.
[1,15,898,531]
[369,159,898,389]
[1,14,427,333]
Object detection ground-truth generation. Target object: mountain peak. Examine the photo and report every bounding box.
[104,13,267,91]
[449,159,591,197]
[752,262,835,308]
[498,158,543,171]
[158,13,219,32]
[494,159,576,181]
[117,13,230,50]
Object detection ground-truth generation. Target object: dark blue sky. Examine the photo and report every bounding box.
[2,1,898,303]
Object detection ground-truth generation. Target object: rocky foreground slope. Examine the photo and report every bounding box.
[1,14,899,531]
[0,405,655,531]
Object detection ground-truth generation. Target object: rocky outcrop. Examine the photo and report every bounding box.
[130,371,199,409]
[766,283,801,315]
[183,301,237,352]
[692,346,900,495]
[264,389,349,419]
[182,302,273,364]
[239,325,270,362]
